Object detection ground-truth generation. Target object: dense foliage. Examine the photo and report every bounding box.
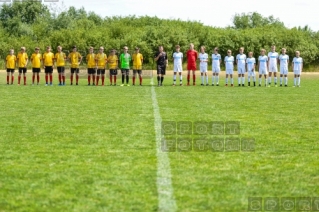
[0,1,318,69]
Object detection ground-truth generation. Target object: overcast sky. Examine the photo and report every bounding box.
[48,0,318,31]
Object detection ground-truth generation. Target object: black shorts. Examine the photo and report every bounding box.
[57,67,65,73]
[110,69,118,75]
[121,69,129,75]
[133,70,142,75]
[18,68,27,74]
[45,66,53,74]
[71,68,79,74]
[157,65,166,75]
[97,69,105,75]
[88,68,96,74]
[6,69,14,73]
[32,68,40,73]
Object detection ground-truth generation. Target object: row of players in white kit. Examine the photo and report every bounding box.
[172,45,303,87]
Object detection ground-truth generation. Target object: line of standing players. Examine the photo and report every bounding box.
[158,44,303,87]
[4,44,303,87]
[4,45,144,86]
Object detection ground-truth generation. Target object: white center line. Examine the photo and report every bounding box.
[151,78,177,212]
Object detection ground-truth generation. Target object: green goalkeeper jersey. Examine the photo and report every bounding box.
[120,53,131,69]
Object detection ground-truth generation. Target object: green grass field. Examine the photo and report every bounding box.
[0,71,319,212]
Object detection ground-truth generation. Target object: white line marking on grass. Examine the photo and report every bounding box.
[151,78,177,212]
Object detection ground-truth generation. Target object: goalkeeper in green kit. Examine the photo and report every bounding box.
[120,46,131,86]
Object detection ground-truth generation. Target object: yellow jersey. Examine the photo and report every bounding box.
[68,52,82,68]
[95,53,107,69]
[16,52,28,68]
[31,53,42,68]
[107,55,118,69]
[55,52,66,67]
[43,52,55,66]
[86,53,96,68]
[132,53,143,70]
[6,55,16,69]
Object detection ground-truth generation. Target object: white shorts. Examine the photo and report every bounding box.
[259,68,268,75]
[212,66,220,73]
[237,66,246,74]
[248,71,256,77]
[200,65,208,73]
[294,70,301,75]
[280,67,288,75]
[269,66,278,72]
[226,69,233,75]
[174,64,183,72]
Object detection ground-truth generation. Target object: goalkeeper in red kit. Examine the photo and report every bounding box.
[186,43,198,86]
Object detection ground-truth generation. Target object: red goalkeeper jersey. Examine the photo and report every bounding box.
[187,50,198,70]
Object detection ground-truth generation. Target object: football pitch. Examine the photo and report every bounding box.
[0,71,319,212]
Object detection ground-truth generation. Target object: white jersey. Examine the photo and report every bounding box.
[246,57,256,71]
[173,52,183,66]
[268,52,279,66]
[258,56,268,70]
[199,53,208,66]
[236,54,246,68]
[292,57,303,71]
[212,54,221,67]
[224,56,234,70]
[279,54,289,69]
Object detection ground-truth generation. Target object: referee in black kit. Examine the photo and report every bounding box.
[154,45,168,86]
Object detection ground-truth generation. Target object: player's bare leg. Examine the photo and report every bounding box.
[192,70,196,85]
[179,72,182,86]
[92,72,95,86]
[242,73,245,86]
[102,73,105,86]
[6,72,10,85]
[18,72,22,85]
[268,72,272,86]
[23,72,26,85]
[49,73,53,85]
[62,71,66,85]
[157,74,161,86]
[45,73,49,85]
[133,72,136,86]
[230,74,234,87]
[205,72,208,86]
[36,72,40,85]
[76,72,79,85]
[172,72,177,86]
[70,73,74,85]
[139,73,142,86]
[200,72,204,86]
[125,71,129,86]
[225,74,228,86]
[284,74,287,86]
[264,74,267,86]
[187,70,191,86]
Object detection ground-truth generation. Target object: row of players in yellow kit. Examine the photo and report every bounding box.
[5,46,144,86]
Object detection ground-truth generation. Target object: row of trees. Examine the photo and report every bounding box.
[0,1,318,70]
